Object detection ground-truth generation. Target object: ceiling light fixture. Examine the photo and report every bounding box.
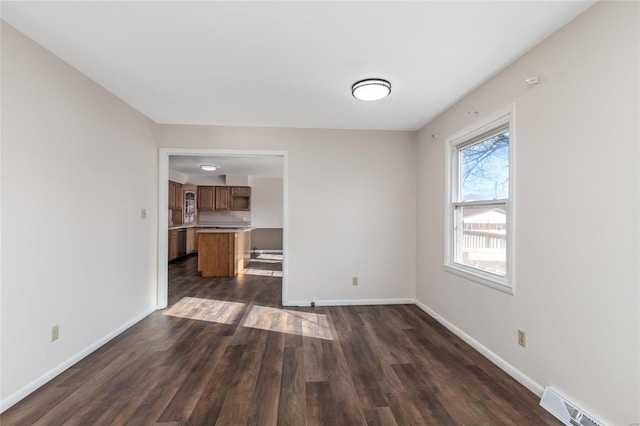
[200,164,217,171]
[352,78,391,101]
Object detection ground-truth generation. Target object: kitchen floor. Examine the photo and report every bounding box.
[0,254,559,425]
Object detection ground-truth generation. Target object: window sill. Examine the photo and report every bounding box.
[443,263,514,295]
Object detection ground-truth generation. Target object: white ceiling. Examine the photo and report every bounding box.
[169,155,283,177]
[1,1,594,131]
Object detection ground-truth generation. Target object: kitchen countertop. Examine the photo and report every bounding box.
[168,223,251,230]
[196,227,253,233]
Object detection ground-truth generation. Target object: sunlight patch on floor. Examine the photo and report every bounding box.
[248,258,282,264]
[256,253,283,261]
[241,268,282,277]
[163,297,245,325]
[242,305,333,340]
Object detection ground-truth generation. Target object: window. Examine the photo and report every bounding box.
[444,105,514,293]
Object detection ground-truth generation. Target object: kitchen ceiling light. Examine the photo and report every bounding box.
[200,164,217,171]
[352,78,391,101]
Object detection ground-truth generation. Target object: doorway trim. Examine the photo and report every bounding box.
[158,148,289,309]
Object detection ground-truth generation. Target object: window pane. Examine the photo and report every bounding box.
[455,204,507,276]
[460,131,509,201]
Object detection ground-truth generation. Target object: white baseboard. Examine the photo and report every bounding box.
[253,249,283,254]
[0,305,157,413]
[283,298,414,307]
[414,299,544,397]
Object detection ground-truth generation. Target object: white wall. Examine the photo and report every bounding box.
[183,174,225,186]
[248,176,283,228]
[158,126,418,304]
[416,2,639,425]
[225,175,249,186]
[168,169,187,184]
[1,23,158,407]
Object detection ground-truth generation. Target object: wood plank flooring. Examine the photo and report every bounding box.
[1,254,559,425]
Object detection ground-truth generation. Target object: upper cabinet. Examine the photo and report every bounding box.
[197,186,215,210]
[215,186,230,210]
[196,185,251,211]
[168,181,183,210]
[230,186,251,211]
[184,191,196,223]
[169,181,176,209]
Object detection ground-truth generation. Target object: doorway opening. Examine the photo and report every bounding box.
[158,148,288,309]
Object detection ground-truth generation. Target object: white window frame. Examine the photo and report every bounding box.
[444,104,515,294]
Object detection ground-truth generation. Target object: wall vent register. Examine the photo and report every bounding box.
[540,387,604,426]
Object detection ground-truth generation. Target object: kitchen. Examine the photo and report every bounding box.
[167,154,284,278]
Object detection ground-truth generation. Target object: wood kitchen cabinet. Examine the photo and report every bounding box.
[184,191,196,224]
[198,231,251,277]
[193,227,201,252]
[230,186,251,211]
[197,185,251,211]
[197,186,215,210]
[215,186,230,210]
[186,227,196,254]
[169,181,177,209]
[168,181,183,210]
[168,230,178,261]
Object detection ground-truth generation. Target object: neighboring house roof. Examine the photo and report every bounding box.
[463,208,506,223]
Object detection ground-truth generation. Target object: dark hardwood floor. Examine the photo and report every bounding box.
[1,254,559,425]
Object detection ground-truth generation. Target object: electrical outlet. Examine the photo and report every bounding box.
[518,329,526,347]
[140,208,147,219]
[51,324,59,342]
[352,276,358,286]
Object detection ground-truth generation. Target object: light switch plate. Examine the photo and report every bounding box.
[518,329,526,347]
[51,324,59,342]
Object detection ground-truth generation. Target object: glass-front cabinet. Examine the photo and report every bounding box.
[184,191,196,224]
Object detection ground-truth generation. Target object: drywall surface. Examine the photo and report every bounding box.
[416,2,639,425]
[251,228,283,251]
[183,174,226,186]
[225,175,249,186]
[248,176,283,228]
[1,23,158,405]
[168,169,187,184]
[158,125,418,304]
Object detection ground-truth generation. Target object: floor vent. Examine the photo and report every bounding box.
[540,387,604,426]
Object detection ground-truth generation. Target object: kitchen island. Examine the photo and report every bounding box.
[197,228,252,277]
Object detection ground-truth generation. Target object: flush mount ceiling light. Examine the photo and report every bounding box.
[352,78,391,101]
[200,164,217,171]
